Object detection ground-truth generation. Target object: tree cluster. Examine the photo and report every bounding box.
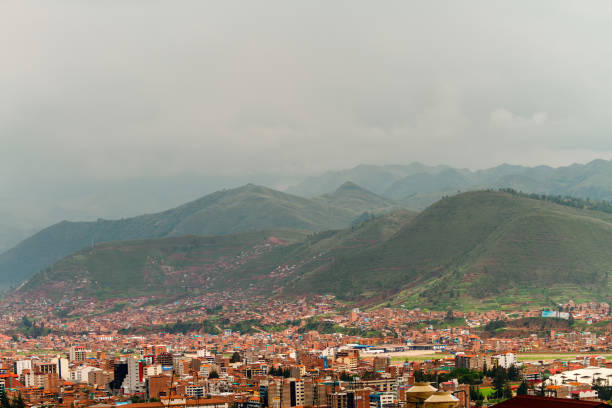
[498,188,612,214]
[0,390,25,408]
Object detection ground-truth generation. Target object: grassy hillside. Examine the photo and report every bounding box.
[20,230,307,300]
[15,191,612,310]
[284,191,612,308]
[0,184,391,289]
[218,209,418,291]
[18,211,417,300]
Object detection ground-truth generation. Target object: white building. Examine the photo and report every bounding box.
[186,385,205,398]
[547,366,612,386]
[69,365,98,383]
[14,360,32,377]
[144,364,163,378]
[492,352,517,369]
[122,358,146,394]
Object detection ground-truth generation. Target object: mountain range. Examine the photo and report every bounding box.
[0,183,395,289]
[288,159,612,209]
[6,159,612,309]
[5,159,612,254]
[15,190,612,310]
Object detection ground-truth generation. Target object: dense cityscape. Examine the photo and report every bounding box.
[1,294,611,407]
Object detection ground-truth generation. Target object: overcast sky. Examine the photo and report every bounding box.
[3,0,612,188]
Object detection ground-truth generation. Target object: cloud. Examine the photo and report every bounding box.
[489,109,548,128]
[2,0,612,181]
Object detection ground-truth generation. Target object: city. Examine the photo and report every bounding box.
[1,294,611,407]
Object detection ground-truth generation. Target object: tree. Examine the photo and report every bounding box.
[0,389,11,408]
[517,380,528,396]
[503,384,513,399]
[507,365,520,381]
[470,386,484,402]
[230,351,242,363]
[12,394,25,408]
[209,370,219,379]
[21,316,32,328]
[493,372,507,399]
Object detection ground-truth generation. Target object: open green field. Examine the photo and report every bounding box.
[4,349,62,356]
[390,354,452,361]
[389,352,612,363]
[517,353,612,361]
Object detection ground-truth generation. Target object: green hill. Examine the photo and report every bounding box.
[14,191,612,310]
[284,191,612,308]
[17,211,416,300]
[19,230,307,300]
[0,184,392,289]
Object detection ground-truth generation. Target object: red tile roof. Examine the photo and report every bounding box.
[491,396,612,408]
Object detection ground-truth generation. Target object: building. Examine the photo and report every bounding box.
[69,346,87,363]
[492,353,517,369]
[369,392,395,408]
[123,358,146,395]
[491,395,612,407]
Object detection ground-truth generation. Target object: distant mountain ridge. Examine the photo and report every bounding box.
[288,159,612,209]
[0,183,394,289]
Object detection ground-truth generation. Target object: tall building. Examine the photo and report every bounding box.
[373,357,390,372]
[69,346,87,363]
[122,358,146,395]
[263,378,313,408]
[328,390,371,408]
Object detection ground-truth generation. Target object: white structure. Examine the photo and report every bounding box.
[493,352,517,369]
[69,365,98,383]
[370,392,395,408]
[51,357,70,380]
[186,385,205,398]
[144,364,163,378]
[122,357,146,394]
[14,360,32,376]
[547,366,612,386]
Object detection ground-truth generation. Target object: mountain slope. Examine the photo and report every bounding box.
[284,191,612,307]
[19,230,307,300]
[17,211,417,300]
[13,191,612,309]
[315,182,397,214]
[0,184,391,288]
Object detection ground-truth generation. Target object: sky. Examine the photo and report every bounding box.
[2,1,612,247]
[3,1,612,183]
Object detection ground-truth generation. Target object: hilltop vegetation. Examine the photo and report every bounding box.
[17,191,612,309]
[0,184,393,289]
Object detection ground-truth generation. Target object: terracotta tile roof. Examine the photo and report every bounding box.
[491,395,612,408]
